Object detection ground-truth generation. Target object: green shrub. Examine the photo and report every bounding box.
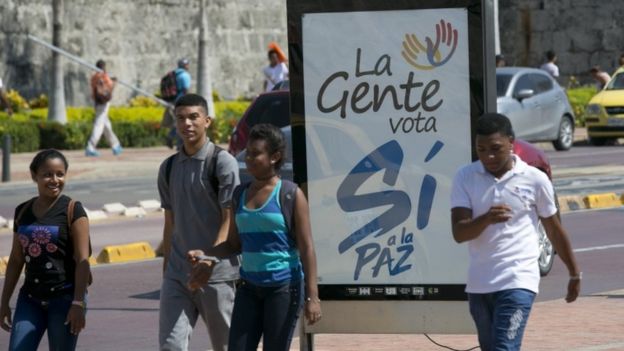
[38,121,90,150]
[566,86,597,127]
[113,121,167,147]
[209,101,249,143]
[0,100,250,152]
[128,95,160,108]
[0,120,40,152]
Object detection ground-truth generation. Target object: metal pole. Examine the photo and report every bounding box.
[2,134,10,182]
[299,318,314,351]
[28,35,171,107]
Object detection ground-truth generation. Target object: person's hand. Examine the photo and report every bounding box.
[0,304,12,332]
[566,278,581,303]
[187,250,206,265]
[304,298,322,325]
[187,260,215,291]
[486,204,512,224]
[65,304,86,335]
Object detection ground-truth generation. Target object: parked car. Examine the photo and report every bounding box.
[584,67,624,145]
[272,79,290,91]
[236,125,557,276]
[228,90,290,156]
[497,67,575,151]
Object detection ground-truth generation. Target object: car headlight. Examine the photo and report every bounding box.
[585,104,603,115]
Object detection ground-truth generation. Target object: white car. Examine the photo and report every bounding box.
[497,67,575,151]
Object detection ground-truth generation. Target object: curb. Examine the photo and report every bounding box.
[96,241,156,264]
[559,192,624,213]
[0,199,163,230]
[0,242,158,277]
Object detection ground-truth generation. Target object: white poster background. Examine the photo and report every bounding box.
[303,9,472,286]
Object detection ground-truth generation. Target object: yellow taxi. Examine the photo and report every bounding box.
[585,67,624,145]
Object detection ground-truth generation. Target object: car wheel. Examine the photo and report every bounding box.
[552,116,573,151]
[538,220,555,276]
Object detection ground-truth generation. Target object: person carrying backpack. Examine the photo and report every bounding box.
[157,94,239,351]
[160,58,192,149]
[85,59,122,157]
[0,149,92,351]
[187,124,322,351]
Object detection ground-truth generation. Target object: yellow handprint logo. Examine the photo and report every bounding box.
[402,19,458,70]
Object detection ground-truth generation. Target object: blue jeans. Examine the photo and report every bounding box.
[228,279,304,351]
[468,289,536,351]
[8,289,82,351]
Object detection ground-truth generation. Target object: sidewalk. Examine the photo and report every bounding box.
[0,127,590,184]
[293,290,624,350]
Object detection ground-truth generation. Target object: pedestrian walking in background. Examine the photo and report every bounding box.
[0,149,92,351]
[85,59,122,157]
[187,124,322,351]
[262,49,288,92]
[450,113,581,351]
[157,94,239,351]
[0,76,13,116]
[160,58,192,149]
[540,50,560,79]
[590,66,611,90]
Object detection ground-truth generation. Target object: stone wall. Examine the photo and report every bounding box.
[0,0,287,106]
[499,0,624,85]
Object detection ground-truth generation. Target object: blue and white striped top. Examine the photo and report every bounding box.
[236,180,303,286]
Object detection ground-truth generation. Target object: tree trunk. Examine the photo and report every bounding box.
[48,0,67,124]
[197,0,216,117]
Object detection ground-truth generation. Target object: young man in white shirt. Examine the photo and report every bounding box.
[262,50,288,92]
[540,50,559,79]
[450,113,580,351]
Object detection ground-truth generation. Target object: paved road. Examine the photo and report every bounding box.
[2,145,624,220]
[1,207,622,350]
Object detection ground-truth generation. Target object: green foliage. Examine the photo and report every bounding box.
[0,120,40,152]
[566,86,597,126]
[113,121,168,147]
[209,101,250,143]
[38,121,90,150]
[0,100,250,152]
[108,106,165,123]
[29,94,49,108]
[6,89,29,112]
[128,95,160,107]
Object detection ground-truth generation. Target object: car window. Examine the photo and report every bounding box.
[513,74,534,96]
[496,74,512,97]
[530,73,553,94]
[606,72,624,90]
[246,94,291,129]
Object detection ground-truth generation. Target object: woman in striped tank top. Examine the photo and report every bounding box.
[187,124,321,351]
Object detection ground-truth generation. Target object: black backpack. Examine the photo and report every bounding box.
[164,145,223,195]
[231,180,298,234]
[160,70,179,102]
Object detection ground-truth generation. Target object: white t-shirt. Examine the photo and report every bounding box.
[450,156,558,294]
[0,78,3,89]
[263,62,288,92]
[540,62,559,78]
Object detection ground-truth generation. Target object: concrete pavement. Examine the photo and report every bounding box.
[1,130,624,350]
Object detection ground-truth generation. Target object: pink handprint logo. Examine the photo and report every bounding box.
[401,19,458,70]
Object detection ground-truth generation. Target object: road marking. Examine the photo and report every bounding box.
[574,244,624,253]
